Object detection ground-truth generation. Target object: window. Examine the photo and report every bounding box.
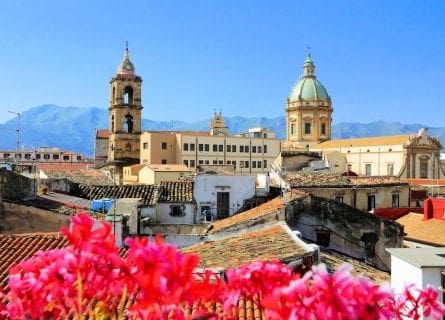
[240,145,244,153]
[252,146,257,153]
[199,144,204,152]
[321,123,326,135]
[257,146,262,153]
[218,160,223,165]
[183,143,188,151]
[244,161,249,168]
[63,155,69,161]
[263,160,267,169]
[291,123,296,135]
[304,123,311,134]
[204,144,209,152]
[53,155,59,160]
[169,205,185,217]
[190,143,195,151]
[387,163,394,176]
[420,159,428,178]
[183,160,189,166]
[3,153,10,159]
[198,160,203,165]
[204,160,209,164]
[365,164,372,176]
[392,194,399,208]
[245,146,249,153]
[252,161,257,168]
[36,154,41,160]
[367,195,376,211]
[161,159,167,164]
[190,160,195,168]
[218,145,223,152]
[25,153,31,160]
[257,161,261,168]
[263,145,267,153]
[227,145,231,152]
[44,154,50,160]
[213,160,218,165]
[143,142,149,149]
[232,145,236,152]
[213,144,218,152]
[162,142,167,149]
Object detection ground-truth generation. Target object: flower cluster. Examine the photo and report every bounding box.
[1,212,444,319]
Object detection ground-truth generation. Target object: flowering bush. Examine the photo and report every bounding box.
[1,212,444,319]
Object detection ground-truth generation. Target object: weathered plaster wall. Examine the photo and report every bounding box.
[285,196,403,271]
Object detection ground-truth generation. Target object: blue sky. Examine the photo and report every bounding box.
[1,0,444,126]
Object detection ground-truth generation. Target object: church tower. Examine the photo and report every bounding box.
[108,46,143,184]
[285,52,333,150]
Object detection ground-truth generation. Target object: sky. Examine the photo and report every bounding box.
[0,0,444,126]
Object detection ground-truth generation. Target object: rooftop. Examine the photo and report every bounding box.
[386,247,445,268]
[286,171,407,188]
[181,222,312,270]
[396,212,445,246]
[313,134,412,149]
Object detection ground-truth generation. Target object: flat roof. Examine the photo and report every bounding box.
[386,247,445,268]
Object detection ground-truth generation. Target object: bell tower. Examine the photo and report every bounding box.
[108,45,143,184]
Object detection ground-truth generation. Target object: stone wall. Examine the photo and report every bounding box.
[285,195,403,271]
[0,169,35,200]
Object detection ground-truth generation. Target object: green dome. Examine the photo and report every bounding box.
[288,53,330,101]
[289,77,329,101]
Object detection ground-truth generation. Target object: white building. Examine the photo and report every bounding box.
[194,173,257,221]
[387,247,445,311]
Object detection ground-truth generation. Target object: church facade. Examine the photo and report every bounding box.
[284,54,443,180]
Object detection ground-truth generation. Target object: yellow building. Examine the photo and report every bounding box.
[122,164,191,185]
[140,113,282,174]
[284,52,333,150]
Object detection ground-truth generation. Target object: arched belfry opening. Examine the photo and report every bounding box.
[123,86,133,104]
[124,114,134,133]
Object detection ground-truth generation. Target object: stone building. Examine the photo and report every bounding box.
[312,128,443,179]
[285,171,410,212]
[107,47,143,184]
[284,52,333,150]
[283,53,443,180]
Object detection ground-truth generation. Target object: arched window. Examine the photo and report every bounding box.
[111,115,115,132]
[123,86,133,104]
[123,114,134,133]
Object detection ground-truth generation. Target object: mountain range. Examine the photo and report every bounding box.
[0,104,444,157]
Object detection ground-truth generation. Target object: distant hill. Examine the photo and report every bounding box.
[0,105,444,157]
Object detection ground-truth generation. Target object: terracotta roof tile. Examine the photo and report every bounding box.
[0,233,68,290]
[95,129,109,139]
[314,134,412,148]
[396,212,445,246]
[208,197,286,234]
[75,184,160,206]
[320,249,390,284]
[159,181,194,203]
[286,171,407,188]
[181,223,311,270]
